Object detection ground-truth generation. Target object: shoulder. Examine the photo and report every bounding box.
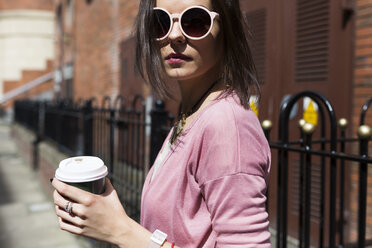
[198,93,262,138]
[192,93,271,184]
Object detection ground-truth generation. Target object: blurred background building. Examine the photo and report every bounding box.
[53,0,145,102]
[0,0,54,115]
[0,0,371,247]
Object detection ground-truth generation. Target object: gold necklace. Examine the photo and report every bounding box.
[170,79,220,145]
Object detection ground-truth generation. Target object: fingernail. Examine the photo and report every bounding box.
[50,178,54,183]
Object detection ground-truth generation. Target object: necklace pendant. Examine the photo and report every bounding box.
[170,115,186,145]
[170,78,221,145]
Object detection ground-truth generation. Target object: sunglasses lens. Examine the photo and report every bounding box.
[153,9,171,39]
[181,8,211,38]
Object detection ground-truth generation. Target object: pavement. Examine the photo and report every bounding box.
[0,122,92,248]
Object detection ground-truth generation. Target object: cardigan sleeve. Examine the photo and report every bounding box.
[200,173,271,247]
[194,105,271,184]
[196,106,271,247]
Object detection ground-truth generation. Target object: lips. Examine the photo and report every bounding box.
[165,53,192,63]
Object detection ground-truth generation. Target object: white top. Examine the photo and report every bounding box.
[151,141,172,182]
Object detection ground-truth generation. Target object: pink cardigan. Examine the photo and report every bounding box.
[141,94,271,247]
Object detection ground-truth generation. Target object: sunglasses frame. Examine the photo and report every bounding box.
[153,5,219,41]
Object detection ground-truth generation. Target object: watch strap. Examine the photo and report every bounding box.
[147,229,167,248]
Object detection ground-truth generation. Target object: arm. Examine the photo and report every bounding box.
[196,107,271,247]
[201,173,271,247]
[52,178,180,248]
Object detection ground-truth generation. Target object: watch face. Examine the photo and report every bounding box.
[152,229,167,244]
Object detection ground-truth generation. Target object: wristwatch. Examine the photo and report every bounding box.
[148,229,167,248]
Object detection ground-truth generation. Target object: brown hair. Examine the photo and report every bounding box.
[135,0,260,108]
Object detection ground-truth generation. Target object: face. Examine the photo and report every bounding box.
[155,0,223,81]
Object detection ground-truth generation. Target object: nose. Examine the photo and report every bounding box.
[167,19,186,43]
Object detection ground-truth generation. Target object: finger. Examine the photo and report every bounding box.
[52,178,93,204]
[53,190,86,218]
[102,177,115,196]
[55,204,84,227]
[53,189,70,209]
[104,178,122,200]
[105,177,114,190]
[58,215,84,235]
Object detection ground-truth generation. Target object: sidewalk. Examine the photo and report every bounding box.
[0,122,90,248]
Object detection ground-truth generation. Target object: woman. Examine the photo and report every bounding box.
[52,0,271,247]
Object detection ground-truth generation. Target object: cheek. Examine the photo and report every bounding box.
[159,45,167,58]
[198,39,223,65]
[198,24,223,65]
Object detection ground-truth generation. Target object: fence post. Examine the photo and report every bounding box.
[261,120,272,212]
[357,125,371,248]
[56,101,63,149]
[303,122,315,248]
[109,108,115,176]
[150,100,169,166]
[262,120,272,141]
[338,118,348,247]
[32,102,46,170]
[82,100,93,156]
[298,119,306,248]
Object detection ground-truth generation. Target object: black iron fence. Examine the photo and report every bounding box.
[13,91,372,248]
[14,95,173,223]
[262,91,372,248]
[14,100,40,134]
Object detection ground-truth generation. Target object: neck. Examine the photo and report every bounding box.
[178,72,224,114]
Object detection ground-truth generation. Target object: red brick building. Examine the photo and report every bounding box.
[350,0,372,243]
[353,0,372,128]
[52,0,371,129]
[53,0,147,104]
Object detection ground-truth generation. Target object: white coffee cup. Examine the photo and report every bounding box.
[55,156,108,194]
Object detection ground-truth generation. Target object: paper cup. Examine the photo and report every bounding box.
[55,156,108,194]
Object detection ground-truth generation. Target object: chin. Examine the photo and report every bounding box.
[165,68,198,80]
[165,62,212,79]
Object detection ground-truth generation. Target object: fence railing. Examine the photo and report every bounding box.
[13,91,372,248]
[14,95,173,224]
[262,91,372,248]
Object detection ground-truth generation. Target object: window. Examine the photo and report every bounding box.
[65,0,74,29]
[295,0,330,82]
[57,4,63,35]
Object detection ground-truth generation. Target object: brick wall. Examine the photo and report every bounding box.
[55,0,141,103]
[353,0,372,130]
[349,0,372,243]
[53,0,181,115]
[0,0,52,10]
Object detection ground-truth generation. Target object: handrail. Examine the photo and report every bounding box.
[0,72,53,104]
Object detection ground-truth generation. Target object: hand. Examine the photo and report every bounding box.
[52,178,131,245]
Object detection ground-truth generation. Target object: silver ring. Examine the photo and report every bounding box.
[65,201,73,214]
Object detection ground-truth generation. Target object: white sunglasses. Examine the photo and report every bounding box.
[153,5,219,40]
